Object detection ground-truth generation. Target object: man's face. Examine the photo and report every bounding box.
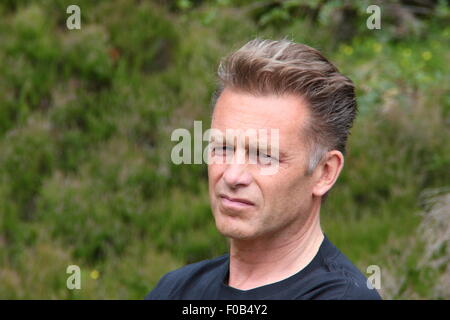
[208,88,318,241]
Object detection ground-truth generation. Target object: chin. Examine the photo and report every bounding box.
[214,214,259,240]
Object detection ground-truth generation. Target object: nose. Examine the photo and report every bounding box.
[222,163,253,189]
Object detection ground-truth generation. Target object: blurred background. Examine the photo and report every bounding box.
[0,0,448,299]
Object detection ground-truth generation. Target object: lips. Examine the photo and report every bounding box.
[219,194,255,210]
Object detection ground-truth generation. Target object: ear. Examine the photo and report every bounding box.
[312,150,344,198]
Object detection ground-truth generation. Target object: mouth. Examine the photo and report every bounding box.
[219,194,255,211]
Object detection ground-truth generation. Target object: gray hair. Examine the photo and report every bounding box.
[211,38,358,202]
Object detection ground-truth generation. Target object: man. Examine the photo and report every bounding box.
[146,38,382,300]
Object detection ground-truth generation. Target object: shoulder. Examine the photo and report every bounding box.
[340,278,383,300]
[144,254,228,300]
[313,239,382,300]
[304,275,382,300]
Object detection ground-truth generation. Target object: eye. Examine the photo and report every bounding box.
[257,149,279,165]
[257,149,272,159]
[212,145,233,156]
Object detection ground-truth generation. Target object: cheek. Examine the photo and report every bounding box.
[208,163,226,203]
[259,171,310,210]
[208,163,223,184]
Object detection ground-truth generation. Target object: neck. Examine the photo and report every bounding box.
[227,204,324,290]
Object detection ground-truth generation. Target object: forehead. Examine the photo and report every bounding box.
[211,88,310,144]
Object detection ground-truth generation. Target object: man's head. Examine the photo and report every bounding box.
[208,38,357,241]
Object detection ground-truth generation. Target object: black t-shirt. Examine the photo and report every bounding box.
[145,235,382,300]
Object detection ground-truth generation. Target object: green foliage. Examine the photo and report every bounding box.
[0,0,448,299]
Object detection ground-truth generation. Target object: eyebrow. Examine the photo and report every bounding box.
[210,132,286,158]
